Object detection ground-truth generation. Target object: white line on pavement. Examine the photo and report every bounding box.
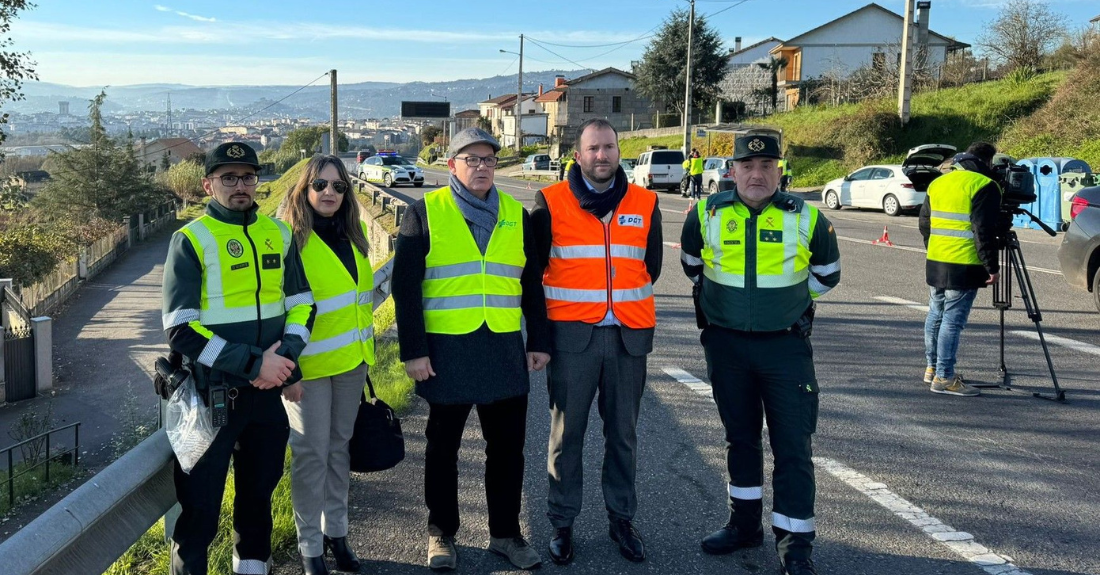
[663,241,681,249]
[818,458,1033,575]
[874,295,930,313]
[836,236,1062,276]
[661,367,713,398]
[1010,330,1100,357]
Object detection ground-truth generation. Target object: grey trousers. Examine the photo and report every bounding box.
[547,326,648,528]
[282,363,368,557]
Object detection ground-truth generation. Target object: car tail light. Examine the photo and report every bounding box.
[900,183,914,189]
[1070,196,1089,220]
[723,169,732,179]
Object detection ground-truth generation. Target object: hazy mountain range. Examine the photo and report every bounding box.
[12,69,590,119]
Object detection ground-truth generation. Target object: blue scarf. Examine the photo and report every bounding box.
[449,173,499,254]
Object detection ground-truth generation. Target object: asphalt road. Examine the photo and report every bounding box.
[294,163,1099,575]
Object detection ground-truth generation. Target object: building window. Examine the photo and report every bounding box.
[583,96,594,113]
[612,96,622,113]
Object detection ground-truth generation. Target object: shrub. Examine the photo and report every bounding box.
[0,224,76,286]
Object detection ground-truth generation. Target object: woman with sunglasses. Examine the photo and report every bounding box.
[280,154,375,575]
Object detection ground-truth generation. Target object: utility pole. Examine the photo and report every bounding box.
[682,0,695,157]
[897,0,915,125]
[515,34,524,153]
[330,69,339,155]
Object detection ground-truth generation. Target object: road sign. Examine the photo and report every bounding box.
[401,101,451,119]
[696,129,707,138]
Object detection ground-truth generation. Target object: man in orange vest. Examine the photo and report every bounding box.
[531,118,663,566]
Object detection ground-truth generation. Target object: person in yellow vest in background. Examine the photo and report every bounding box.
[562,155,575,181]
[280,155,375,575]
[917,142,1002,397]
[392,127,550,571]
[689,148,705,201]
[778,157,793,192]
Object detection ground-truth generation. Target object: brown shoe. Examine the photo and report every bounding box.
[930,374,979,397]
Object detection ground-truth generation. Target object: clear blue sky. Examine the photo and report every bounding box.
[11,0,1099,88]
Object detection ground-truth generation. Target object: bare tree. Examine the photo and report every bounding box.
[977,0,1067,71]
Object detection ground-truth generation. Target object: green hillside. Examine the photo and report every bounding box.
[255,158,309,217]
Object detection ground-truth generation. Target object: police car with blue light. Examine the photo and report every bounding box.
[357,151,425,188]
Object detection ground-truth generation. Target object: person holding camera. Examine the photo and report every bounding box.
[161,142,316,575]
[918,142,1002,397]
[679,135,840,575]
[279,155,376,575]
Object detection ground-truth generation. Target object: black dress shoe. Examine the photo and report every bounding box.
[323,535,362,572]
[301,554,330,575]
[608,519,646,562]
[548,526,574,565]
[782,558,818,575]
[700,522,764,554]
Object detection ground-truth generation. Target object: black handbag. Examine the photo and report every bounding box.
[348,376,405,473]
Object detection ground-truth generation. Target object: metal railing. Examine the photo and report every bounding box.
[0,261,395,575]
[1,422,80,508]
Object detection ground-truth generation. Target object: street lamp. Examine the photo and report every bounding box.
[499,34,524,153]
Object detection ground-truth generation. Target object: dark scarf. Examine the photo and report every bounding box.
[449,173,499,254]
[567,162,628,219]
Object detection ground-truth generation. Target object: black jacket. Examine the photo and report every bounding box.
[918,171,1002,290]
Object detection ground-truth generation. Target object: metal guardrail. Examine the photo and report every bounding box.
[351,175,409,228]
[2,422,80,508]
[0,261,396,575]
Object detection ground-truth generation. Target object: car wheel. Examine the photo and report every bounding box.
[1093,265,1100,314]
[708,181,718,195]
[383,173,393,187]
[824,191,841,210]
[357,172,366,180]
[883,194,900,216]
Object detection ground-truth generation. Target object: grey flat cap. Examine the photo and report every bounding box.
[449,127,501,157]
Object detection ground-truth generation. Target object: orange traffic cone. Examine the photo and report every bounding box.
[872,225,894,246]
[526,181,533,190]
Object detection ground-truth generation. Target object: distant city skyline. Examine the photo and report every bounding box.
[9,0,1100,88]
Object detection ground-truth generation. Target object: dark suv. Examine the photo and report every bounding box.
[1057,183,1100,312]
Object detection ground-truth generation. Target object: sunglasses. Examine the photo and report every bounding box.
[311,178,349,194]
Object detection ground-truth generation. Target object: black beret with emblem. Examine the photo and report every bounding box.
[733,134,782,161]
[205,142,261,175]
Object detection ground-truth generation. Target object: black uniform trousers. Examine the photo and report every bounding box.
[424,393,528,539]
[171,386,290,575]
[702,325,819,563]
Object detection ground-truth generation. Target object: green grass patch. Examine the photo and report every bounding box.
[255,159,311,218]
[0,458,80,515]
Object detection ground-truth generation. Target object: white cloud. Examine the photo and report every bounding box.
[154,4,216,23]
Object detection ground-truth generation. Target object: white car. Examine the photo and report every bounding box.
[633,149,685,192]
[357,153,425,188]
[821,164,925,216]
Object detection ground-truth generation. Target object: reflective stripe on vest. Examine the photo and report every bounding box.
[698,199,815,289]
[422,187,526,335]
[927,170,991,266]
[541,181,656,328]
[297,222,375,379]
[179,214,290,327]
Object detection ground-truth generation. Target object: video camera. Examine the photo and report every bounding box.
[989,156,1036,211]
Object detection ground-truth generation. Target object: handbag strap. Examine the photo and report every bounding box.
[363,374,379,402]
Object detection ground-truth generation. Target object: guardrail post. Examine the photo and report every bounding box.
[381,196,391,211]
[31,317,52,393]
[394,203,405,228]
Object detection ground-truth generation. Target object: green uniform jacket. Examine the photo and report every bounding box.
[162,201,316,388]
[679,190,841,331]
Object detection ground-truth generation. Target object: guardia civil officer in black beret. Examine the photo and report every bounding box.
[679,135,840,575]
[162,142,316,575]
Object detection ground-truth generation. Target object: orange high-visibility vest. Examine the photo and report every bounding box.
[541,181,656,328]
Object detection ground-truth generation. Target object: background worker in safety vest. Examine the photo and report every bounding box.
[279,155,376,575]
[679,134,840,575]
[391,127,550,571]
[689,148,705,201]
[917,142,1001,397]
[532,118,663,565]
[778,157,793,192]
[161,142,316,575]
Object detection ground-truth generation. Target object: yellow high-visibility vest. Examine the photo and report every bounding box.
[926,170,992,266]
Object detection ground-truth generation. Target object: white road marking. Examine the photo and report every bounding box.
[663,241,681,249]
[818,458,1033,575]
[836,236,1062,276]
[1010,330,1100,357]
[662,367,713,397]
[661,208,688,215]
[874,295,930,313]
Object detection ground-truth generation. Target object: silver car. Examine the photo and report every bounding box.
[1057,183,1100,312]
[680,157,734,197]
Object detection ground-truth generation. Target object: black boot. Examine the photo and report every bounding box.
[548,526,574,565]
[301,555,330,575]
[782,558,818,575]
[608,519,646,562]
[323,536,361,572]
[700,515,764,554]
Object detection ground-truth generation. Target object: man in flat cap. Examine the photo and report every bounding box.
[162,142,315,574]
[679,134,840,575]
[392,127,549,571]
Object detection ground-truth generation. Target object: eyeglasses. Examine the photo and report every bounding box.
[454,155,499,168]
[310,178,349,194]
[217,174,259,186]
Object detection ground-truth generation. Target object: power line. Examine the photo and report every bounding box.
[703,0,754,19]
[524,37,646,49]
[524,38,598,73]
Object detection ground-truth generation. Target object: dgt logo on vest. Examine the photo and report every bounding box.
[618,214,645,228]
[497,220,517,228]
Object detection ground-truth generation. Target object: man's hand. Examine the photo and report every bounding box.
[527,352,550,372]
[282,382,303,403]
[987,272,1000,285]
[252,341,295,389]
[404,356,436,382]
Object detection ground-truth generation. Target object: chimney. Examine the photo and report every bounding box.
[916,1,931,49]
[555,75,566,88]
[538,83,544,97]
[735,36,742,52]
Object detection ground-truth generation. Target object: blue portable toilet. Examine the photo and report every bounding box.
[1033,158,1061,230]
[1012,159,1038,229]
[1050,157,1092,175]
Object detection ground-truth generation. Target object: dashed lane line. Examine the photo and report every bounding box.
[874,295,930,313]
[663,366,1033,575]
[1010,330,1100,357]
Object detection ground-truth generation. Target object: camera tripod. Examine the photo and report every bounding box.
[985,213,1065,402]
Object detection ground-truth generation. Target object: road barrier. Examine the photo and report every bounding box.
[0,260,396,575]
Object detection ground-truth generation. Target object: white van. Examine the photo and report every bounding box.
[633,149,685,192]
